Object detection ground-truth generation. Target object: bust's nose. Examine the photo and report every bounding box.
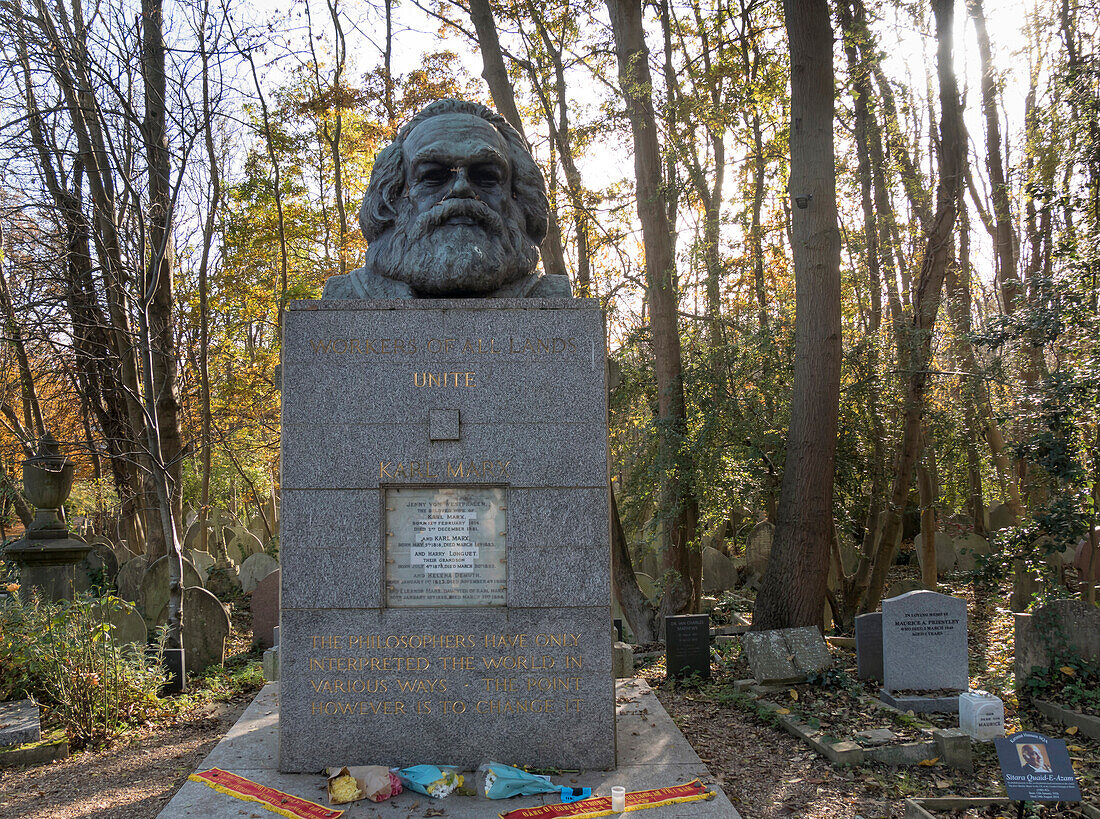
[445,166,475,199]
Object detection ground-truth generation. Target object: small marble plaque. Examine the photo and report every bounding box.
[386,486,506,606]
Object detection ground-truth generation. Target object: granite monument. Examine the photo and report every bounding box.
[279,99,612,772]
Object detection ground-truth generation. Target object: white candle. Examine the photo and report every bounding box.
[611,786,626,812]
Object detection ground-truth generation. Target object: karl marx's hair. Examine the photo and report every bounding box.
[359,99,549,246]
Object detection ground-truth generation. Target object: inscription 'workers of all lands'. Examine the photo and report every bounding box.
[308,337,579,356]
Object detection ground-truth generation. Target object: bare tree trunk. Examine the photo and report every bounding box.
[467,0,571,283]
[858,0,964,612]
[752,0,841,631]
[611,486,657,642]
[606,0,697,623]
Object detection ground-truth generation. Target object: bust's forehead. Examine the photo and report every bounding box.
[403,112,509,165]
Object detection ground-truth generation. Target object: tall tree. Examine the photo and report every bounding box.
[606,0,698,622]
[751,0,841,629]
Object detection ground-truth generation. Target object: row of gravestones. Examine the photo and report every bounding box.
[74,527,280,674]
[631,507,1029,595]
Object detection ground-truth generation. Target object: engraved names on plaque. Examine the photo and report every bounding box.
[386,487,506,606]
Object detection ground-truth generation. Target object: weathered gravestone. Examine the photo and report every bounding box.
[854,611,883,682]
[226,529,264,567]
[187,549,215,579]
[251,569,280,650]
[914,531,957,577]
[701,546,737,593]
[1014,599,1100,690]
[955,532,991,572]
[139,555,204,623]
[742,626,832,685]
[91,599,148,646]
[0,699,40,748]
[115,555,148,605]
[881,590,968,713]
[744,521,774,577]
[155,586,230,672]
[665,614,710,679]
[988,503,1014,532]
[240,552,279,594]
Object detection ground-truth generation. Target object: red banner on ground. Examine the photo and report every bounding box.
[189,768,344,819]
[498,779,714,819]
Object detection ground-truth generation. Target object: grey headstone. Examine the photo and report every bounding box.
[0,699,40,748]
[1075,535,1100,583]
[1015,599,1100,688]
[81,540,119,585]
[115,555,148,605]
[187,549,215,579]
[155,586,230,673]
[634,572,657,601]
[239,553,279,594]
[854,611,883,682]
[988,503,1014,532]
[91,599,148,646]
[251,569,280,650]
[955,533,991,572]
[742,626,831,684]
[882,590,968,693]
[183,519,217,552]
[914,531,957,577]
[701,546,736,593]
[745,521,773,576]
[140,555,204,623]
[226,530,264,567]
[886,578,922,599]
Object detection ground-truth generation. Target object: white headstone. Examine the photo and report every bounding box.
[959,691,1004,740]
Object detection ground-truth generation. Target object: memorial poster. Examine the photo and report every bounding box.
[994,731,1081,803]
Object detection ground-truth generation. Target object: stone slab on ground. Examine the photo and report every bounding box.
[880,690,961,714]
[742,626,832,684]
[0,732,68,768]
[157,680,741,818]
[0,699,40,748]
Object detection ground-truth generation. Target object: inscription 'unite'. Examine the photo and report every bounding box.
[414,371,475,388]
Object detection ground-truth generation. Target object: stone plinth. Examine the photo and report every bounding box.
[278,299,612,772]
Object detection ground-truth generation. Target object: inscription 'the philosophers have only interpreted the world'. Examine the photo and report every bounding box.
[305,632,586,718]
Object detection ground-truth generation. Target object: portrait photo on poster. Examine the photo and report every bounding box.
[994,731,1081,803]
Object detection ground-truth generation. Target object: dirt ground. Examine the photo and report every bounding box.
[0,697,250,819]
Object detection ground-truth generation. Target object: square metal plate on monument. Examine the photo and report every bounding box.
[385,486,506,607]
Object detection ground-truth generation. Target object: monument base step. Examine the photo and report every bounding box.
[158,680,741,818]
[880,689,961,714]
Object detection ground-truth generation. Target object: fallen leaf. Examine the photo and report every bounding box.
[776,708,791,715]
[1066,725,1079,735]
[1060,666,1076,676]
[1068,744,1086,752]
[934,778,951,789]
[425,809,445,817]
[789,689,799,701]
[918,757,940,767]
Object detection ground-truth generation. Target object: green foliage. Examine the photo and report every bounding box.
[0,591,166,749]
[1023,653,1100,714]
[805,666,857,693]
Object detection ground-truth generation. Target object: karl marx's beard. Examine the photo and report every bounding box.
[363,198,539,296]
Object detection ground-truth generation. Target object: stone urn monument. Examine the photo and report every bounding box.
[3,433,91,601]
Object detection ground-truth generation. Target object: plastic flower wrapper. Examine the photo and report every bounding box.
[477,762,562,799]
[395,765,464,798]
[326,766,403,804]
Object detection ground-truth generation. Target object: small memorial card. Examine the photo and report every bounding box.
[994,731,1081,803]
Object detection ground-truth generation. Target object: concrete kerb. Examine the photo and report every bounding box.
[158,679,741,818]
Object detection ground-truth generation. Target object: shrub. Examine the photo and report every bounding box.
[0,590,167,749]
